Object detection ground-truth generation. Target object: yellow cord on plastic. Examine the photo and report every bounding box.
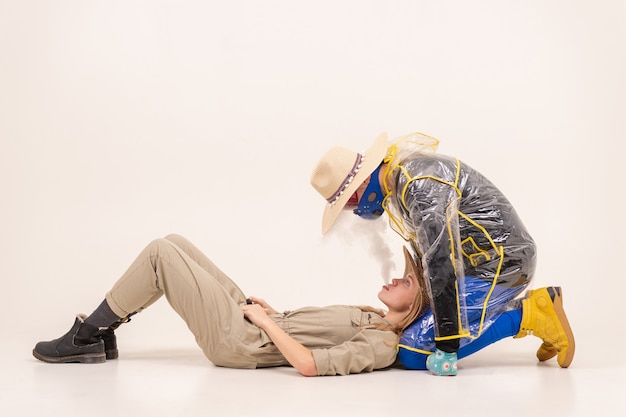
[381,134,505,341]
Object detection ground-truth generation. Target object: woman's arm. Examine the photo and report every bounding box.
[242,303,318,377]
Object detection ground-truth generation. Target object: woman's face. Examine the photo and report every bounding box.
[378,270,420,314]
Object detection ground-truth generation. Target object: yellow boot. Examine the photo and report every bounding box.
[514,287,575,368]
[536,342,558,362]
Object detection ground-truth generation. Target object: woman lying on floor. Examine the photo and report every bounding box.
[33,234,574,376]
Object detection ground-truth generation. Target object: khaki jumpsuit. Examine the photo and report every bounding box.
[105,234,398,376]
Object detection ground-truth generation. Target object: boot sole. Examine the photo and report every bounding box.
[549,287,575,368]
[536,344,558,362]
[32,349,106,364]
[105,349,119,360]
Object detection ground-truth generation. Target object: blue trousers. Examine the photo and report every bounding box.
[397,308,522,370]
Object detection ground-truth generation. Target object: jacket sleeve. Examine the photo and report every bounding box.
[401,165,466,350]
[311,329,398,376]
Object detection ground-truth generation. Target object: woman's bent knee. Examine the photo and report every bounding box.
[164,233,188,247]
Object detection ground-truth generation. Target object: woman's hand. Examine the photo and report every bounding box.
[246,296,278,315]
[242,303,273,328]
[241,299,317,377]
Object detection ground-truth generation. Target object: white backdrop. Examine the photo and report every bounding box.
[1,0,624,356]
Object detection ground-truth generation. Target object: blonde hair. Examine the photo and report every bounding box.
[358,252,429,336]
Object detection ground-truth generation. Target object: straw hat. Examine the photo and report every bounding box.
[310,133,389,234]
[402,246,421,280]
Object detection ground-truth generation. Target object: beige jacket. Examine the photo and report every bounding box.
[265,306,399,376]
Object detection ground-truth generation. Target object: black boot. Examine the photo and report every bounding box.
[98,328,118,360]
[33,315,106,364]
[97,312,136,360]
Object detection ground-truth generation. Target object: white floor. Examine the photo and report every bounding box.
[2,312,623,417]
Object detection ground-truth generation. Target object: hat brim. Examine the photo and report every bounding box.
[321,132,389,234]
[402,246,419,279]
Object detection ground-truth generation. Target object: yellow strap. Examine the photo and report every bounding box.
[397,343,433,355]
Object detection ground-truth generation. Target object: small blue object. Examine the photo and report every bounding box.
[426,349,458,376]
